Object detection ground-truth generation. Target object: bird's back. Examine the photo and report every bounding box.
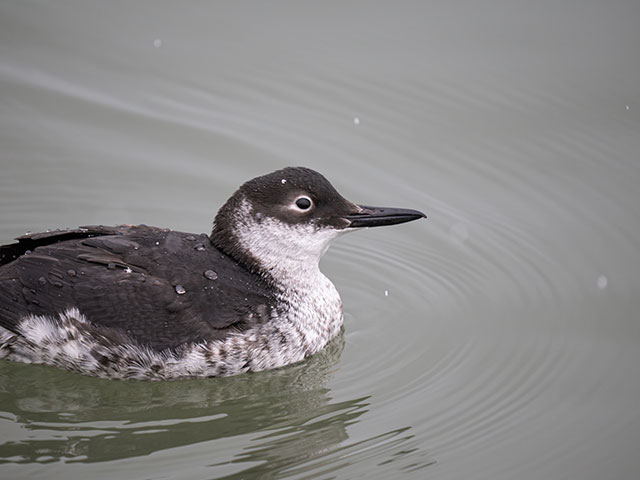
[0,225,276,350]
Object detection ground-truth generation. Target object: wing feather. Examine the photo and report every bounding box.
[0,225,275,350]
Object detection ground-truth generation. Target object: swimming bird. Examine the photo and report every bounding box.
[0,167,425,379]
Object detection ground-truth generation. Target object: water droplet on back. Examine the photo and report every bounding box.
[175,285,186,295]
[203,270,218,281]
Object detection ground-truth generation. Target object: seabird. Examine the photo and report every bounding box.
[0,167,425,379]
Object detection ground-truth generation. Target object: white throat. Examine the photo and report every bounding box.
[232,198,344,291]
[231,198,346,354]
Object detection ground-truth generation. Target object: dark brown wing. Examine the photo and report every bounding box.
[0,226,121,266]
[0,225,276,350]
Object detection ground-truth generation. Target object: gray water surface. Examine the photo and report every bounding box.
[1,1,639,479]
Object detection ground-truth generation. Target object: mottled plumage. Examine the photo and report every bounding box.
[0,167,425,379]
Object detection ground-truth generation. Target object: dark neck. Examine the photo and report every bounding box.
[210,197,276,287]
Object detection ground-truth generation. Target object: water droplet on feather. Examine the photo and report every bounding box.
[204,270,218,280]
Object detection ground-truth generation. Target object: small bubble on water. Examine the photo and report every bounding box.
[175,284,186,295]
[625,105,630,111]
[384,289,389,297]
[204,270,218,281]
[153,38,162,48]
[353,117,360,125]
[597,275,608,290]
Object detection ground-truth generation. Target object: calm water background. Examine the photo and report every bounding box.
[1,1,639,479]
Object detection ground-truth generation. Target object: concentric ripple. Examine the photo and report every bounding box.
[2,2,640,479]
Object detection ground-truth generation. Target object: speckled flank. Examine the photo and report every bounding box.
[0,300,342,379]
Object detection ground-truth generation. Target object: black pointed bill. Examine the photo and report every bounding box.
[343,205,426,228]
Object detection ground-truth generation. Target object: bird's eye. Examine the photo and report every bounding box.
[294,196,313,210]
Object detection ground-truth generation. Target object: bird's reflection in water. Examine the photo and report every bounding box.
[0,331,434,476]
